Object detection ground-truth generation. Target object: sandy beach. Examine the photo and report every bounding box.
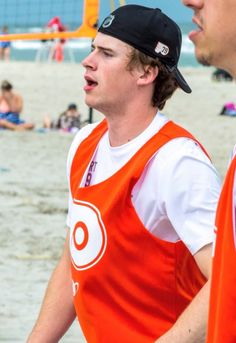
[1,61,236,343]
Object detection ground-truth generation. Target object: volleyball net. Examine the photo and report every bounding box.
[0,0,127,42]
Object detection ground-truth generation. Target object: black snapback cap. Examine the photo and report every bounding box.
[99,5,191,94]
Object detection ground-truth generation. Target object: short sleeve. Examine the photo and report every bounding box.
[159,138,221,254]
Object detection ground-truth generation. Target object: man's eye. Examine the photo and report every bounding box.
[103,51,113,57]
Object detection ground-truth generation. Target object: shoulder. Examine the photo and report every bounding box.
[146,137,220,255]
[13,92,23,101]
[59,111,67,118]
[72,121,101,145]
[148,136,221,193]
[155,136,212,170]
[66,121,101,173]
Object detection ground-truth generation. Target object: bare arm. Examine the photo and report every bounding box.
[27,230,76,343]
[9,93,23,113]
[16,94,23,113]
[155,243,212,343]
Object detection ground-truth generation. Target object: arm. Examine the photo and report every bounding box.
[155,243,212,343]
[53,112,65,129]
[17,95,23,113]
[27,230,76,343]
[15,94,23,113]
[9,93,23,113]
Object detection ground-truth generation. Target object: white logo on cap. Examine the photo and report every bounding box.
[155,42,169,56]
[102,15,115,28]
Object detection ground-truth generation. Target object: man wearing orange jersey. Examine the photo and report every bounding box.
[27,5,221,342]
[182,0,236,342]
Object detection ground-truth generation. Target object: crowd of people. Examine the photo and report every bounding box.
[0,17,69,63]
[0,80,81,132]
[0,19,80,132]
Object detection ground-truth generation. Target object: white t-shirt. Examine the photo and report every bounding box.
[67,113,221,255]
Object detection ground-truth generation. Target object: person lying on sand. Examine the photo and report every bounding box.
[0,80,34,131]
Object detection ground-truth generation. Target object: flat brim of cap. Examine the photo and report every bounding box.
[173,68,192,93]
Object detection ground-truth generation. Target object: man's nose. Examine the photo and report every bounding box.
[82,50,97,70]
[182,0,203,9]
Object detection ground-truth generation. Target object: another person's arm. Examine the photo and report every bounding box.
[155,243,212,343]
[27,230,76,343]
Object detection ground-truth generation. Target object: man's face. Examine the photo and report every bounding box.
[82,32,140,113]
[67,109,78,117]
[182,0,236,73]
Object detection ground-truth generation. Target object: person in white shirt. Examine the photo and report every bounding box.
[28,5,221,343]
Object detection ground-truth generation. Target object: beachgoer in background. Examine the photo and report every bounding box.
[182,0,236,342]
[219,101,236,116]
[43,103,81,132]
[46,16,67,62]
[0,80,34,130]
[212,68,233,82]
[27,5,221,342]
[47,16,66,35]
[0,26,11,61]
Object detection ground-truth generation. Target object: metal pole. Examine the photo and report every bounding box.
[110,0,115,11]
[89,107,93,123]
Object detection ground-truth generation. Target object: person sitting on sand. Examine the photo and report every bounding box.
[43,103,81,132]
[0,80,34,130]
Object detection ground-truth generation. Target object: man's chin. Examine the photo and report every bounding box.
[197,57,211,67]
[85,98,95,108]
[85,99,100,112]
[195,50,212,67]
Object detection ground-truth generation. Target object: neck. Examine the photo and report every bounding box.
[104,103,158,147]
[214,56,236,80]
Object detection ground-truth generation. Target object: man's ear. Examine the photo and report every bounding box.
[137,65,159,86]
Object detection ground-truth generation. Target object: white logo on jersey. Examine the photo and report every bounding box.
[70,200,107,270]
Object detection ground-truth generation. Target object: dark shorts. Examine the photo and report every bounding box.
[0,112,25,125]
[0,41,11,49]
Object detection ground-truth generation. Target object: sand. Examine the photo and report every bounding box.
[0,61,236,343]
